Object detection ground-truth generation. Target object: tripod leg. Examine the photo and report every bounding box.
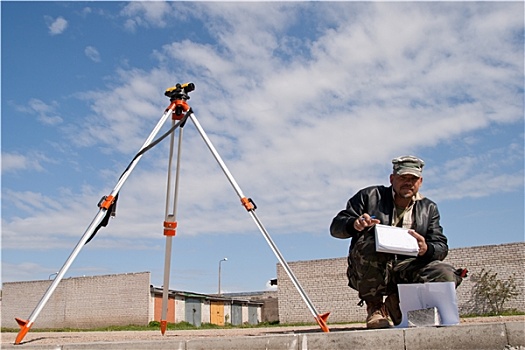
[14,107,176,345]
[160,123,184,335]
[188,112,330,332]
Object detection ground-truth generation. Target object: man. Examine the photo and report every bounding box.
[330,155,465,329]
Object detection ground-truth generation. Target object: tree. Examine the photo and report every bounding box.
[468,268,519,315]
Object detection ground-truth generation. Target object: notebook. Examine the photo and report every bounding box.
[374,224,419,256]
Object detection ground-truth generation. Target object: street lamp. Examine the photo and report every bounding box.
[218,258,228,295]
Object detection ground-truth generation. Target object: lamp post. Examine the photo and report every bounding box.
[218,258,227,295]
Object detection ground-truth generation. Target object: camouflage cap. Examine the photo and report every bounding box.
[392,155,425,177]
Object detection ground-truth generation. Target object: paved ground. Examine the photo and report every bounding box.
[2,315,523,349]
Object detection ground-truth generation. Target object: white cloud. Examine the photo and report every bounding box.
[425,142,525,201]
[1,151,56,174]
[2,153,33,173]
[120,1,173,31]
[74,3,523,205]
[3,2,523,253]
[15,98,63,125]
[82,7,92,16]
[0,262,55,283]
[47,16,68,35]
[72,68,170,153]
[85,46,101,62]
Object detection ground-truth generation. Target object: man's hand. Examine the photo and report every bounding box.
[408,229,428,256]
[354,214,380,232]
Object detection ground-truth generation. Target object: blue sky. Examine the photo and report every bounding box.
[2,2,524,296]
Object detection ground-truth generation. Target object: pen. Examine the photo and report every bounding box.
[360,215,376,221]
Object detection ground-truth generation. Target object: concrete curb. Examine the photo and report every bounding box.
[2,321,523,350]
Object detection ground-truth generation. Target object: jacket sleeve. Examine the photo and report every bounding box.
[416,200,449,262]
[330,191,366,239]
[330,209,356,239]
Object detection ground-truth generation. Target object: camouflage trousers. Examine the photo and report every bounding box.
[347,232,463,302]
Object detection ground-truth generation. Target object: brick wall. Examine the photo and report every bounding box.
[223,290,279,322]
[2,272,151,329]
[3,243,522,329]
[260,297,279,322]
[277,242,525,324]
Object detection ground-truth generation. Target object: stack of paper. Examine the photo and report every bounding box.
[374,224,419,256]
[407,307,442,327]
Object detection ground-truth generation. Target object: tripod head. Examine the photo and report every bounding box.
[165,83,195,101]
[165,83,194,120]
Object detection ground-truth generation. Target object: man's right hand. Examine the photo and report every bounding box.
[353,214,380,232]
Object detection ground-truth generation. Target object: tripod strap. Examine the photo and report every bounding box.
[86,194,119,244]
[121,109,191,176]
[86,110,191,245]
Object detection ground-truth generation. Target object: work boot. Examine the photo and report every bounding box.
[384,294,402,326]
[366,300,390,329]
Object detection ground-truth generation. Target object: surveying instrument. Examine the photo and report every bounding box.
[14,83,330,345]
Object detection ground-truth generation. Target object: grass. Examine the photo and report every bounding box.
[1,320,286,333]
[460,309,524,318]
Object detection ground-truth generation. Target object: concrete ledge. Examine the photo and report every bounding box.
[186,334,300,350]
[62,340,187,350]
[506,321,525,347]
[300,328,405,350]
[2,321,523,350]
[404,323,508,350]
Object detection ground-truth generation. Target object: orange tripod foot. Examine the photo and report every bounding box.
[315,312,330,333]
[14,318,32,345]
[160,320,168,335]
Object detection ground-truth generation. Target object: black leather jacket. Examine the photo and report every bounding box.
[330,185,448,262]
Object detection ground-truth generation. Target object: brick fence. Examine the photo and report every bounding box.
[1,272,151,329]
[277,242,525,324]
[2,243,523,328]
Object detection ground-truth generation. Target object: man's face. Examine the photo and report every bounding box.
[389,173,423,199]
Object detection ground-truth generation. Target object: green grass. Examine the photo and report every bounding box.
[1,320,285,333]
[460,309,525,318]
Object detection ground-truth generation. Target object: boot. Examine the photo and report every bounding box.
[384,294,402,326]
[366,300,390,329]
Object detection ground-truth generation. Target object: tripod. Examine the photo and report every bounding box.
[14,84,329,345]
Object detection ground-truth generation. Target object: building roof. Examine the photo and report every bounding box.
[149,286,263,305]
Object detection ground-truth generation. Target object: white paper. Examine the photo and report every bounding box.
[374,224,419,256]
[397,282,460,327]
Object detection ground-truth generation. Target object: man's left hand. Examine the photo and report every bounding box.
[408,230,427,256]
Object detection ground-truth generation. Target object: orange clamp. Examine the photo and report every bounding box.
[166,100,190,120]
[163,221,177,236]
[241,197,255,211]
[99,195,115,210]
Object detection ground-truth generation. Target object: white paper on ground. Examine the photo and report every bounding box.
[396,282,460,328]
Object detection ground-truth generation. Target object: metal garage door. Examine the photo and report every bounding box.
[231,303,242,326]
[248,305,258,325]
[185,298,202,327]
